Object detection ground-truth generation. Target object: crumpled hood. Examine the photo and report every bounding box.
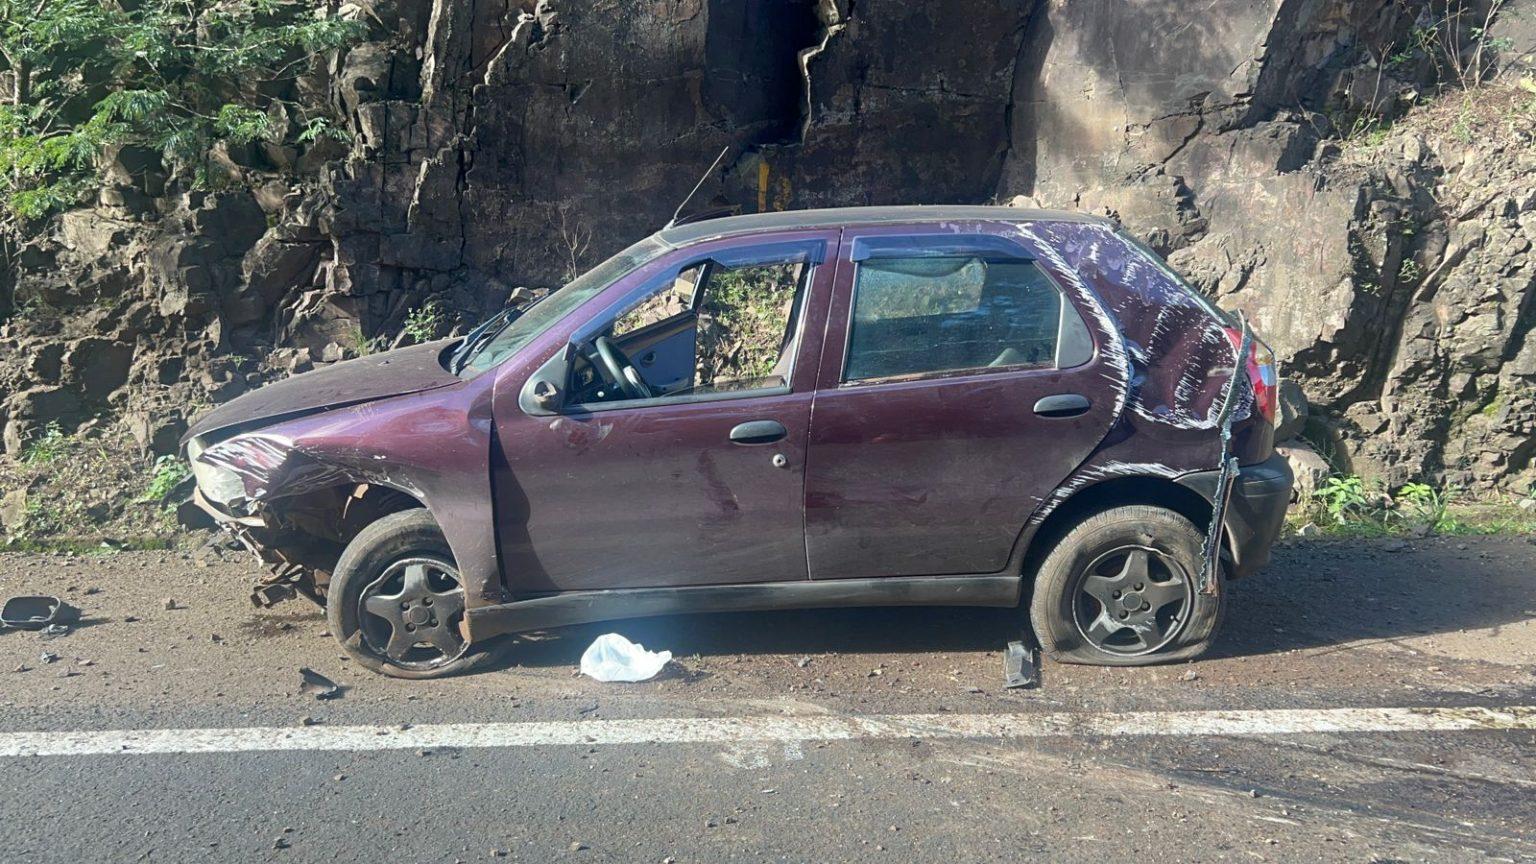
[181,339,462,447]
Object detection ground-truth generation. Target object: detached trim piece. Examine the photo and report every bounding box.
[466,575,1022,640]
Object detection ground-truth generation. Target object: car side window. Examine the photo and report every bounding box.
[612,265,703,337]
[844,256,1083,382]
[568,241,819,407]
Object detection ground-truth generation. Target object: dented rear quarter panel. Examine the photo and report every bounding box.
[1012,220,1260,532]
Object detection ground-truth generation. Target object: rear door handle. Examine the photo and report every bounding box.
[729,420,787,444]
[1033,394,1091,418]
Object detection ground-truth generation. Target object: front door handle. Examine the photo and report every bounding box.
[729,420,787,444]
[1033,393,1091,418]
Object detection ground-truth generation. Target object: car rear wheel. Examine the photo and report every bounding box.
[1029,504,1224,666]
[327,509,495,679]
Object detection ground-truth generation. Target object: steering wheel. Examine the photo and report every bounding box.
[592,336,653,400]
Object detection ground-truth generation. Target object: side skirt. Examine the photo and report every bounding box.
[465,575,1022,640]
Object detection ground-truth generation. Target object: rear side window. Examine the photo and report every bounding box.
[844,256,1086,382]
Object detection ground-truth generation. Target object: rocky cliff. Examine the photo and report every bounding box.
[1,0,1533,504]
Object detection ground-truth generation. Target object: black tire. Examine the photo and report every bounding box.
[327,508,495,679]
[1029,504,1224,666]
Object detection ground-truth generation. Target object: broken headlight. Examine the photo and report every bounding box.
[185,437,247,509]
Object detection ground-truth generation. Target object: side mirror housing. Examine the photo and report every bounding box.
[519,348,570,416]
[531,380,560,410]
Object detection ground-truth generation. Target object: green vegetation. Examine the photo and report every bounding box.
[20,420,70,465]
[1314,474,1369,525]
[1295,473,1536,538]
[696,262,799,385]
[1336,0,1517,152]
[0,422,193,552]
[403,297,449,344]
[2,534,175,554]
[347,325,384,357]
[17,494,85,539]
[135,454,188,503]
[0,0,365,230]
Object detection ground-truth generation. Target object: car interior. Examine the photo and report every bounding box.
[567,254,809,406]
[843,256,1067,381]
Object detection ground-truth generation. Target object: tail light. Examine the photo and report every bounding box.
[1225,327,1278,424]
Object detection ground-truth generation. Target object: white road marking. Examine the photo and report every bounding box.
[1,705,1531,758]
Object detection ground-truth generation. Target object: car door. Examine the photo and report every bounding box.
[804,224,1119,580]
[490,230,839,594]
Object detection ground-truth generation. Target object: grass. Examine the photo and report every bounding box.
[0,535,178,554]
[21,421,71,465]
[135,455,189,504]
[1289,473,1536,538]
[403,297,449,344]
[0,421,193,549]
[347,325,385,357]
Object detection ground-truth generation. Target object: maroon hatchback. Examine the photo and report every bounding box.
[182,206,1292,678]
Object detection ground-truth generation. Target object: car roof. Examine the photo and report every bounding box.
[655,205,1112,247]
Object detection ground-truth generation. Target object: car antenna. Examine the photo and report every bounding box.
[663,146,730,231]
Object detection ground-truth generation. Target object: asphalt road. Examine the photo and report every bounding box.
[2,534,1534,863]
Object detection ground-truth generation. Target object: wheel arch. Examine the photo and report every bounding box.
[240,480,433,594]
[1017,475,1219,585]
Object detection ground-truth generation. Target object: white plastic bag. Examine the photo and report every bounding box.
[579,633,672,682]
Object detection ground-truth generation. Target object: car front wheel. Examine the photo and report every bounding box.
[1029,504,1224,666]
[327,508,495,679]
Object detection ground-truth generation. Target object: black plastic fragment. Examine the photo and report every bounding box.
[298,666,342,700]
[1,596,74,631]
[1003,640,1041,689]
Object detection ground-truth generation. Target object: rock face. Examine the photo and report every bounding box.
[1,0,1532,492]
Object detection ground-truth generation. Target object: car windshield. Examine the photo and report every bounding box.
[458,235,672,376]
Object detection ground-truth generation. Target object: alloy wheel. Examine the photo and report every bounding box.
[1071,544,1193,656]
[358,556,469,671]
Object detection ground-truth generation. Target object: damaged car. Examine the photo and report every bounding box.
[182,206,1292,678]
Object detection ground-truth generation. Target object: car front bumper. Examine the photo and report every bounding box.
[1177,453,1294,580]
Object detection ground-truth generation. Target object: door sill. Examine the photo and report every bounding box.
[466,574,1022,640]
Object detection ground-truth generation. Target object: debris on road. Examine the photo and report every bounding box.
[39,651,59,664]
[39,623,71,639]
[1003,640,1040,689]
[298,667,341,700]
[163,598,181,610]
[1,595,72,631]
[579,633,671,682]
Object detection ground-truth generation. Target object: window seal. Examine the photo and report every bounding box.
[565,384,793,413]
[840,363,1058,389]
[850,234,1034,262]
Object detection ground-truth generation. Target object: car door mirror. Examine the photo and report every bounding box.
[531,380,560,409]
[519,348,571,416]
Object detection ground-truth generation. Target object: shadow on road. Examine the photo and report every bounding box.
[1211,535,1536,659]
[499,605,1018,669]
[488,536,1535,669]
